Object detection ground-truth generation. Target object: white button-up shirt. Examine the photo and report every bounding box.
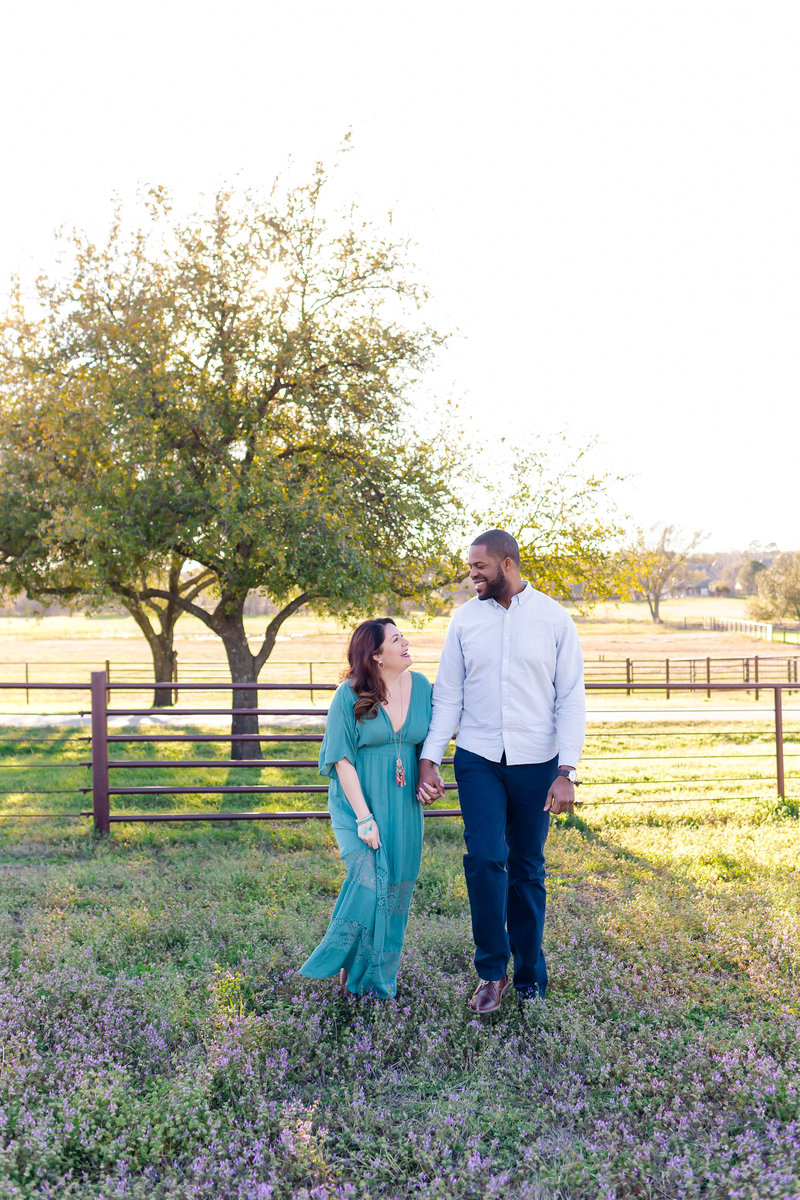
[420,582,585,768]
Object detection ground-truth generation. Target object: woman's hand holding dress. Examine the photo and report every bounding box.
[356,815,381,849]
[334,757,381,847]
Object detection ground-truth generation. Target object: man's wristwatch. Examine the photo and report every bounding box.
[557,767,579,785]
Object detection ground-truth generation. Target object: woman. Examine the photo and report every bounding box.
[299,618,438,999]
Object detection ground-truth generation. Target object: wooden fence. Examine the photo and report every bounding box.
[1,675,797,833]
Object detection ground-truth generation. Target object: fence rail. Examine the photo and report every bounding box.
[0,675,798,833]
[703,616,774,641]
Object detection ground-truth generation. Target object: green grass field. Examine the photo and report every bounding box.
[0,715,798,824]
[1,721,800,1198]
[2,601,800,1197]
[1,795,799,1198]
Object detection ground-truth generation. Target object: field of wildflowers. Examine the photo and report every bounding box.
[1,727,800,1199]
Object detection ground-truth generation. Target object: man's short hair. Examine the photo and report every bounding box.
[471,529,521,566]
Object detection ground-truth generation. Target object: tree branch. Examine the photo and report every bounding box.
[253,592,316,674]
[180,568,217,602]
[21,584,84,600]
[114,585,217,629]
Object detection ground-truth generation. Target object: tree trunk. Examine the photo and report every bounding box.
[217,612,264,761]
[120,591,181,708]
[150,642,178,708]
[212,592,316,760]
[134,585,316,759]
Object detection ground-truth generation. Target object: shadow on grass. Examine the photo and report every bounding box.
[547,808,800,1031]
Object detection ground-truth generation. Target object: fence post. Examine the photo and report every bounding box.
[91,670,110,835]
[665,657,670,701]
[774,686,785,800]
[25,662,29,706]
[754,655,759,702]
[626,658,631,697]
[173,651,179,705]
[706,656,711,699]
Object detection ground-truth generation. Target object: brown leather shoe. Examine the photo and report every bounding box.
[469,975,509,1014]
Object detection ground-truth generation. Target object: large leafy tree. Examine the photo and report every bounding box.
[0,171,462,752]
[480,436,632,609]
[0,474,208,708]
[0,307,216,708]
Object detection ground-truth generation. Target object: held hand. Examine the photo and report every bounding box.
[416,759,445,807]
[417,776,444,806]
[356,815,381,849]
[544,775,576,816]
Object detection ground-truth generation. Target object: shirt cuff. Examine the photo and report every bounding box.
[558,751,582,770]
[419,737,446,765]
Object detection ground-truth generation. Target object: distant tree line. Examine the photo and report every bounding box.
[619,529,800,624]
[747,553,800,624]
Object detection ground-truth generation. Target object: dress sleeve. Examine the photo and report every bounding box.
[318,682,359,778]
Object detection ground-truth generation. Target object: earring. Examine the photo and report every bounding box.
[377,659,384,668]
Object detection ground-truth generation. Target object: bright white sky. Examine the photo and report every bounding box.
[2,0,798,552]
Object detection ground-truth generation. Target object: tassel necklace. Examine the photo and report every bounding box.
[385,676,407,787]
[393,723,406,788]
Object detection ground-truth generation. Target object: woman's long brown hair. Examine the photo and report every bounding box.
[346,618,396,722]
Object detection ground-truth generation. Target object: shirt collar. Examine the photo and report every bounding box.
[489,581,534,610]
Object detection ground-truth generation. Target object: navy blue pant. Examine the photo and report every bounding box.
[454,747,557,994]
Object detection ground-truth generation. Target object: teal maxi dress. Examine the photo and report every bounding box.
[299,671,431,999]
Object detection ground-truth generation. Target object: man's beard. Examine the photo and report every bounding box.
[477,563,507,601]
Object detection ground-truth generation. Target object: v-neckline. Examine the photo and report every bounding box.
[381,672,413,735]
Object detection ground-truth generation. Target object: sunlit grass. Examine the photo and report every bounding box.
[1,718,798,835]
[1,773,800,1197]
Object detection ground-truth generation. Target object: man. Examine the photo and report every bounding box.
[417,529,585,1013]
